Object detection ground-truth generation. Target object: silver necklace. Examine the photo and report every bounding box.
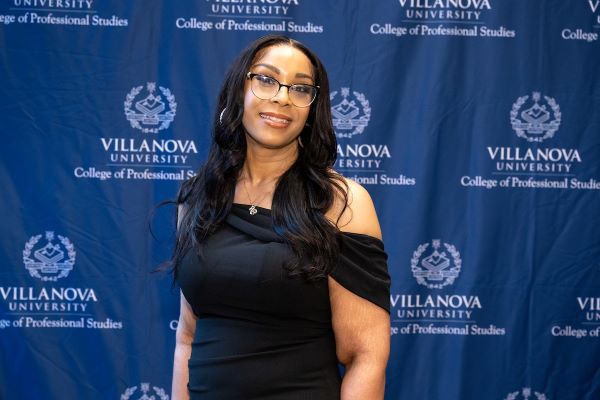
[242,177,267,215]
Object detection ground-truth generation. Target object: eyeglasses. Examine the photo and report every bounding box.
[246,72,319,108]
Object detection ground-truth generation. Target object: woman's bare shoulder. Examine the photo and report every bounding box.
[327,174,382,240]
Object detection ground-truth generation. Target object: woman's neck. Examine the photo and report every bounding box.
[234,138,299,209]
[242,140,298,184]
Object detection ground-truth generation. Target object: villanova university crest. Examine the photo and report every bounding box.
[22,231,76,282]
[505,387,548,400]
[121,382,169,400]
[330,87,371,138]
[510,91,561,142]
[124,82,177,133]
[411,239,462,289]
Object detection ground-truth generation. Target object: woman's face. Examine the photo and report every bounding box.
[242,44,314,150]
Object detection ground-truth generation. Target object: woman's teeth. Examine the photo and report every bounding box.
[260,114,290,124]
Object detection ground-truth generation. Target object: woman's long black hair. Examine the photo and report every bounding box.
[171,34,347,281]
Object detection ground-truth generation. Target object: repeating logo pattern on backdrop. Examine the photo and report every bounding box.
[559,1,600,42]
[124,82,177,134]
[331,86,416,186]
[398,0,493,21]
[369,0,516,39]
[504,388,548,400]
[389,239,506,337]
[550,296,600,340]
[411,239,461,289]
[0,231,122,330]
[174,0,324,34]
[330,88,371,139]
[510,92,561,143]
[2,1,129,27]
[23,232,75,282]
[460,90,600,191]
[121,382,169,400]
[73,81,199,182]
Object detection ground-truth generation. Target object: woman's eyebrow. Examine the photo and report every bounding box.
[252,63,280,74]
[252,63,314,81]
[295,72,314,81]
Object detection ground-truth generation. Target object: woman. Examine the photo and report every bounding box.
[171,35,390,400]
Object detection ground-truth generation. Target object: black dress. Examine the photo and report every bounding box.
[177,204,390,400]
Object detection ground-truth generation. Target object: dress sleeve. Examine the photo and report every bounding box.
[330,232,391,312]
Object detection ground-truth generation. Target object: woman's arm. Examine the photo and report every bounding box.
[329,278,390,400]
[328,179,390,400]
[171,291,197,400]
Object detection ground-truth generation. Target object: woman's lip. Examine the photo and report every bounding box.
[259,113,292,127]
[259,112,292,121]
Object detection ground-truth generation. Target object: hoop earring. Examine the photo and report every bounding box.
[298,136,304,148]
[219,108,226,125]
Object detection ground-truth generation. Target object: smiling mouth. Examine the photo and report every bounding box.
[259,113,291,125]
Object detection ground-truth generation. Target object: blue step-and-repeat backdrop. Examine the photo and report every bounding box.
[1,1,599,399]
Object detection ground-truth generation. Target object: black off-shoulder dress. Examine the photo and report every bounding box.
[177,203,390,400]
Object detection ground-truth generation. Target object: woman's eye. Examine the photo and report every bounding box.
[292,85,311,94]
[257,75,276,86]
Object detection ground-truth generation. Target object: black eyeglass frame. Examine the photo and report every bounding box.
[246,72,320,108]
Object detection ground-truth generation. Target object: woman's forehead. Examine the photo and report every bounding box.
[252,45,314,78]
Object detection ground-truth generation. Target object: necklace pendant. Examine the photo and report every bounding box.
[249,205,258,215]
